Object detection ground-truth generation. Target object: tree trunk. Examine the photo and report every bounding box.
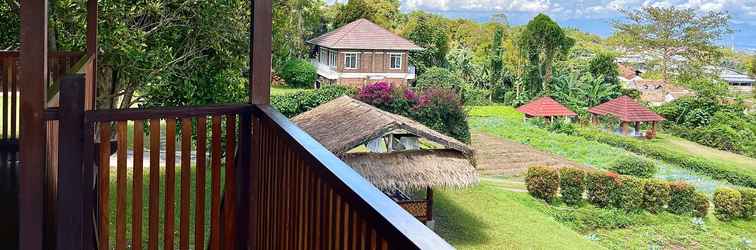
[543,54,553,94]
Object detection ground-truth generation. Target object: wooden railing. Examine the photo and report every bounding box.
[52,76,453,249]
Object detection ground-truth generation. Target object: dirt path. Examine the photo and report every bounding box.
[472,131,584,176]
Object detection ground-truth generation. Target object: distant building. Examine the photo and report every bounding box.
[307,19,423,87]
[617,63,692,106]
[705,66,755,92]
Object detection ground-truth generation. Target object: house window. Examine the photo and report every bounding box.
[389,53,402,69]
[329,50,337,67]
[319,48,327,64]
[344,52,359,69]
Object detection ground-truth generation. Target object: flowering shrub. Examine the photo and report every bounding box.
[413,88,470,142]
[693,192,710,218]
[643,180,671,213]
[559,167,586,205]
[525,166,560,202]
[713,188,742,221]
[668,181,696,215]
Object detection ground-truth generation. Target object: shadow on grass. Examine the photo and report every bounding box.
[432,189,490,246]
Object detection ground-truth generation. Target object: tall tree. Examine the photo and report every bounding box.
[613,7,732,83]
[0,0,19,49]
[519,13,574,94]
[402,12,450,75]
[488,25,506,88]
[272,0,324,68]
[333,0,400,30]
[588,53,619,87]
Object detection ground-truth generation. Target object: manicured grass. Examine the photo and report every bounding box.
[434,181,603,249]
[270,85,310,96]
[649,134,756,176]
[435,180,756,249]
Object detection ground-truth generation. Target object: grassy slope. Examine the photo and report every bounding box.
[434,181,603,250]
[649,133,756,177]
[436,180,756,249]
[270,86,310,96]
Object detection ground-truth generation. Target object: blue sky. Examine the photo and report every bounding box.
[334,0,756,51]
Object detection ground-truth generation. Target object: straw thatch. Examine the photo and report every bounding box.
[341,149,478,191]
[292,96,472,156]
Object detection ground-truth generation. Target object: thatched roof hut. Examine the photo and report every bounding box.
[292,96,477,190]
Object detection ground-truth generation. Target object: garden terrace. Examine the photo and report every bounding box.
[588,95,665,138]
[11,0,453,249]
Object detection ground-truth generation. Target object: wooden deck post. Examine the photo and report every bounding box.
[19,0,48,249]
[86,0,97,110]
[55,75,86,249]
[251,0,272,104]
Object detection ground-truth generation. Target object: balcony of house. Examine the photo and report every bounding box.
[310,59,417,82]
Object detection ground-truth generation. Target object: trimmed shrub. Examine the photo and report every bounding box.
[736,187,756,219]
[278,58,317,88]
[616,175,644,212]
[525,166,560,202]
[609,156,657,178]
[642,180,671,213]
[693,192,710,218]
[713,188,743,221]
[271,85,356,117]
[559,167,586,205]
[668,181,696,215]
[586,171,620,207]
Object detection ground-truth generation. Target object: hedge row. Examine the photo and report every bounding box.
[713,187,756,221]
[526,166,710,218]
[575,128,756,188]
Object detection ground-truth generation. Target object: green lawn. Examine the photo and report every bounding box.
[270,85,310,96]
[435,180,756,249]
[648,134,756,177]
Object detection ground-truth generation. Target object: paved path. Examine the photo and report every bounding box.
[472,131,584,176]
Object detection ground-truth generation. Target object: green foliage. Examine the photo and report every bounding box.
[279,59,317,88]
[693,192,710,218]
[587,53,619,87]
[574,127,756,188]
[668,181,696,215]
[0,2,18,49]
[550,70,620,114]
[546,119,577,135]
[415,67,462,91]
[413,88,470,142]
[519,14,575,94]
[736,188,756,219]
[333,0,400,30]
[643,180,671,213]
[272,0,323,68]
[271,85,356,117]
[402,12,450,75]
[616,176,645,212]
[525,166,560,202]
[559,167,586,205]
[713,188,742,221]
[609,156,657,178]
[586,171,619,207]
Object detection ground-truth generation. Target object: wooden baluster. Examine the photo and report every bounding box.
[9,57,16,139]
[98,123,111,250]
[165,118,176,249]
[210,116,221,250]
[132,120,144,250]
[2,58,7,140]
[223,115,237,248]
[180,118,191,250]
[195,117,207,249]
[148,119,160,250]
[116,121,128,250]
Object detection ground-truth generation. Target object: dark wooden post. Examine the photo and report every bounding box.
[426,187,433,222]
[19,0,48,249]
[650,122,657,139]
[634,122,640,135]
[56,75,86,249]
[235,111,252,249]
[251,0,273,104]
[86,0,97,110]
[621,121,628,135]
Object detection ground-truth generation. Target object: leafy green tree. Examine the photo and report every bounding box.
[272,0,324,68]
[519,14,574,94]
[278,58,317,88]
[750,55,756,77]
[0,1,19,49]
[488,25,507,89]
[613,6,732,83]
[402,12,450,75]
[588,53,619,87]
[333,0,400,30]
[415,67,462,91]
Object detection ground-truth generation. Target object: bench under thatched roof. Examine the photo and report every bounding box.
[291,96,472,156]
[341,149,478,191]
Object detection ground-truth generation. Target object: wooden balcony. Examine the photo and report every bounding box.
[12,0,454,249]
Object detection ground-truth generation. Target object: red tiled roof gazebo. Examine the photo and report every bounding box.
[517,96,577,122]
[588,96,665,138]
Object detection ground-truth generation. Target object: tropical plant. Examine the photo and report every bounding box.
[519,14,575,94]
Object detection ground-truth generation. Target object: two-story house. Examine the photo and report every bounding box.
[307,18,423,87]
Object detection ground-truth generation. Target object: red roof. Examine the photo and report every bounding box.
[516,96,577,117]
[588,96,666,122]
[307,19,423,51]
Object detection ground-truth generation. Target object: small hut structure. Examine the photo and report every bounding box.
[516,96,577,123]
[292,96,477,223]
[588,95,666,138]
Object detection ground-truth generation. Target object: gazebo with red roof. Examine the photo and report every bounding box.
[516,96,577,123]
[588,95,666,138]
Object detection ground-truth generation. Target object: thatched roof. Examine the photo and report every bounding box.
[291,96,472,156]
[341,149,478,191]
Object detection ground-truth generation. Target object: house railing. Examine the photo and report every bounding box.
[52,76,454,249]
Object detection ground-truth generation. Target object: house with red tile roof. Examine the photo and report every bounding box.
[307,19,423,87]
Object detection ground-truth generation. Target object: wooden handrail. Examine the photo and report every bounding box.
[84,103,252,122]
[252,104,454,249]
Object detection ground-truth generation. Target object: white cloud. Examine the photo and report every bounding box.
[401,0,552,12]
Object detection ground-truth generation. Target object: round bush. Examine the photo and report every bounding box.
[668,181,696,215]
[642,180,671,213]
[713,188,742,221]
[414,67,463,91]
[279,58,317,88]
[736,187,756,219]
[559,167,586,205]
[586,171,620,207]
[693,192,710,218]
[526,166,560,202]
[617,176,645,212]
[609,156,657,178]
